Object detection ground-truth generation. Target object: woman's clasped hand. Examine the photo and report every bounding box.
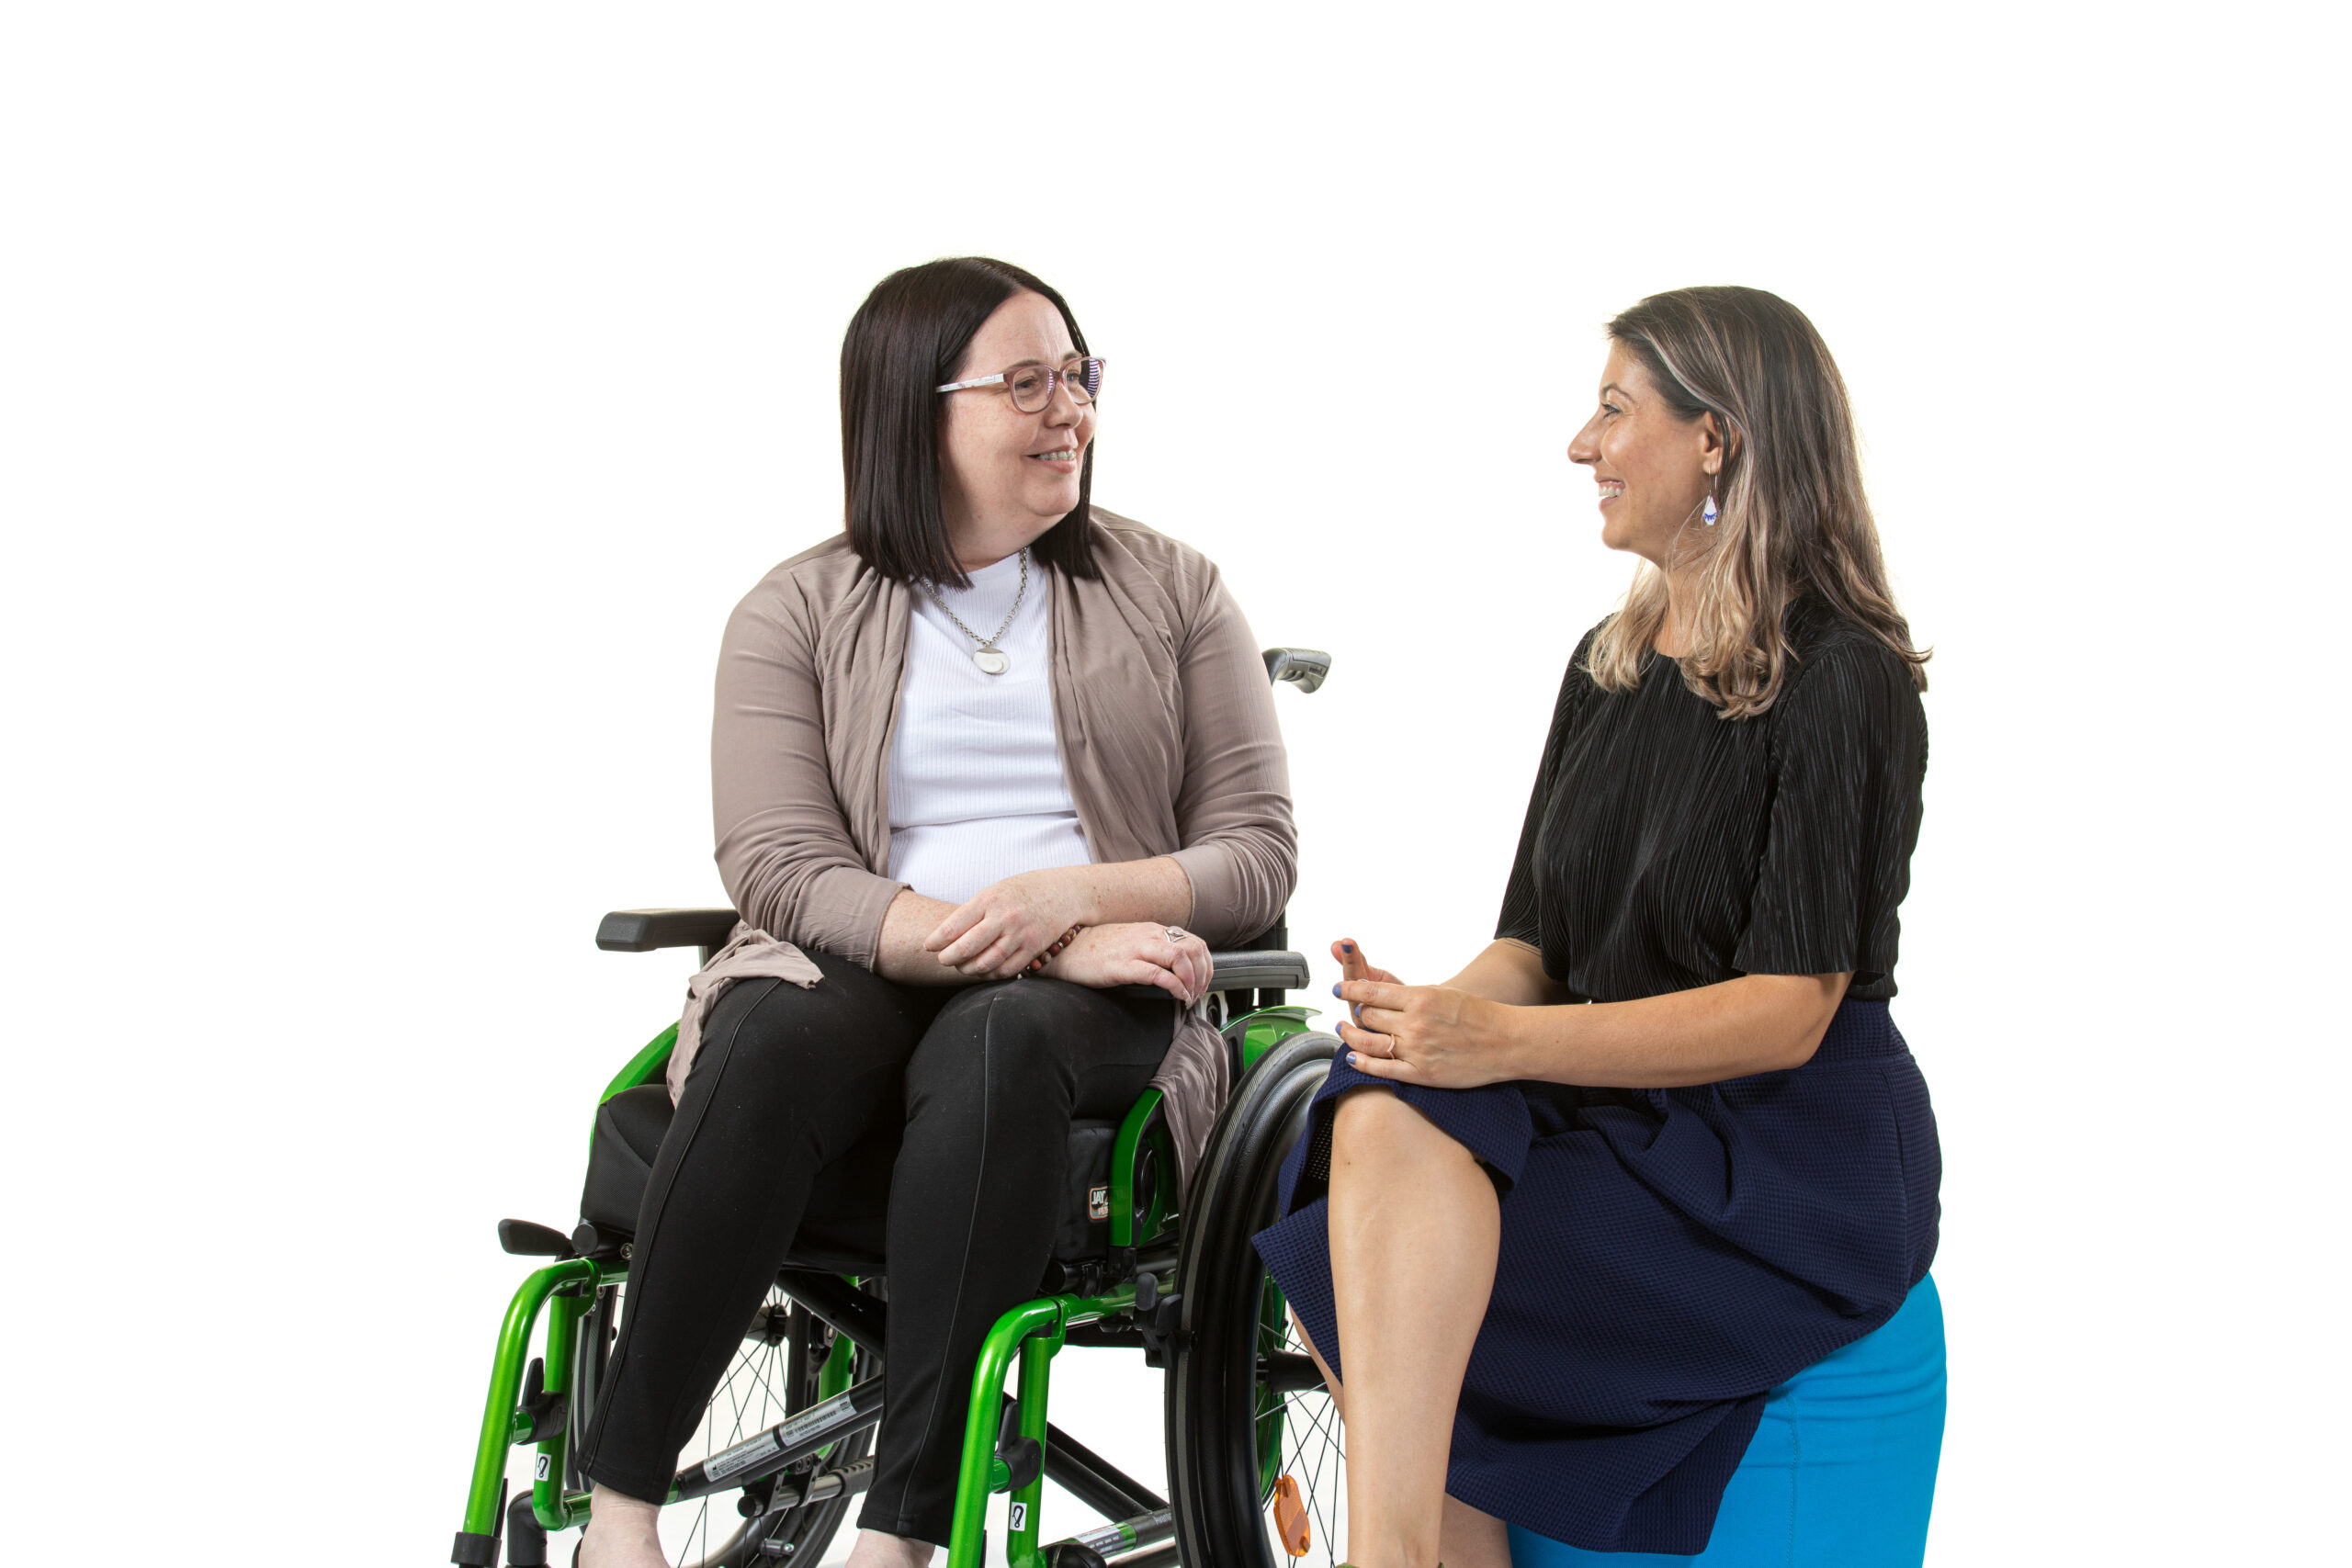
[1329,939,1519,1089]
[922,867,1089,976]
[922,868,1213,1001]
[1048,922,1215,1003]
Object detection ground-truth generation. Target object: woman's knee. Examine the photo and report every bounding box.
[1330,1082,1409,1152]
[1332,1087,1487,1180]
[695,972,919,1098]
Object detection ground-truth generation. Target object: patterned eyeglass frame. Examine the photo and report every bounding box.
[934,356,1106,411]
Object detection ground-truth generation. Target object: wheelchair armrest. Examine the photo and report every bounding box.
[1208,950,1310,994]
[594,912,1309,994]
[596,908,741,953]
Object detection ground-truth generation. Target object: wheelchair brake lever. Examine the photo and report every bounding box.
[1136,1280,1184,1369]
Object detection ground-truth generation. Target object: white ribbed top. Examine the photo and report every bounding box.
[887,550,1091,907]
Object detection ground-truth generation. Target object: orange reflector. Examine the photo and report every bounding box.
[1272,1473,1311,1557]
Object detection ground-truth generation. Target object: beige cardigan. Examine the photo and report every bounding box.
[689,509,1298,1177]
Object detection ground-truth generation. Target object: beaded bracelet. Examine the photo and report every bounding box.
[1022,925,1083,976]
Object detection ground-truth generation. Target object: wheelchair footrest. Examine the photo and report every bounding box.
[741,1455,877,1519]
[1046,1503,1178,1568]
[672,1373,888,1502]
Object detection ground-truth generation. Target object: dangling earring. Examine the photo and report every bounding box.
[1702,488,1719,526]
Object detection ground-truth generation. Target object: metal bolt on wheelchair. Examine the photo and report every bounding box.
[451,649,1348,1568]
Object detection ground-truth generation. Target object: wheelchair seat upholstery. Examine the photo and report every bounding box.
[579,1083,1127,1279]
[578,1085,672,1235]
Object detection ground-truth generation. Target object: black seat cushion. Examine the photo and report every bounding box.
[578,1086,673,1235]
[577,1086,1123,1276]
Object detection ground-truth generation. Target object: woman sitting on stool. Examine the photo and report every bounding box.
[1254,287,1941,1568]
[578,256,1295,1568]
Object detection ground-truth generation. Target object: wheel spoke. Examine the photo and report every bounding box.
[1278,1381,1344,1568]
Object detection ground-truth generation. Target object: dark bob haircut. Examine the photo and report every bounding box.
[840,256,1100,587]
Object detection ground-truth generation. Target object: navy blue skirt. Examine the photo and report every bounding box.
[1251,999,1940,1557]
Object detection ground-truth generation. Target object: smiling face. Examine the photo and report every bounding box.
[937,289,1097,570]
[1566,342,1726,570]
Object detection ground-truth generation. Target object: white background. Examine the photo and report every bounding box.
[4,4,2345,1562]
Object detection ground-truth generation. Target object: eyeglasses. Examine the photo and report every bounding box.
[935,356,1106,413]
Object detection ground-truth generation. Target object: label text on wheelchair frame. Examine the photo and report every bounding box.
[704,1388,861,1482]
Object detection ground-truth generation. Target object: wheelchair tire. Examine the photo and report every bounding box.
[579,1279,882,1568]
[1166,1032,1347,1568]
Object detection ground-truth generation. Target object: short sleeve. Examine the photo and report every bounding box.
[1731,637,1927,994]
[1495,631,1602,948]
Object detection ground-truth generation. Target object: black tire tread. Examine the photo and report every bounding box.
[1166,1033,1340,1568]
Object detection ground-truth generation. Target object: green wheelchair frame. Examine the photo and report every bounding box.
[452,933,1335,1568]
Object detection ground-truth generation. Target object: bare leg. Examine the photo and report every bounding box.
[845,1529,938,1568]
[1326,1087,1503,1568]
[1439,1495,1511,1568]
[1292,1312,1511,1568]
[579,1485,665,1568]
[1292,1309,1344,1420]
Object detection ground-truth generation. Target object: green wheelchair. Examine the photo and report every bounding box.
[452,650,1349,1568]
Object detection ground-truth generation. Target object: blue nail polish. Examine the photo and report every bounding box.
[1348,1053,1362,1067]
[1329,983,1341,998]
[1341,942,1355,953]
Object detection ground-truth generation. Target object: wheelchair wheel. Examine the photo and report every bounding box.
[1167,1033,1348,1568]
[583,1278,882,1568]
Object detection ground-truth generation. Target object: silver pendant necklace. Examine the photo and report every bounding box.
[920,547,1028,675]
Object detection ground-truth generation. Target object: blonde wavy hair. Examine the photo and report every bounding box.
[1588,287,1928,717]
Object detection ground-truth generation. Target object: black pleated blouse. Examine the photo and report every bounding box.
[1496,598,1928,1002]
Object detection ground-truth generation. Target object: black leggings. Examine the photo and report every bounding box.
[577,949,1175,1545]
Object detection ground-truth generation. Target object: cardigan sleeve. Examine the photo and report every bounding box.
[710,575,905,967]
[1161,562,1298,946]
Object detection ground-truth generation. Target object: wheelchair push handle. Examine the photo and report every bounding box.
[1261,646,1331,694]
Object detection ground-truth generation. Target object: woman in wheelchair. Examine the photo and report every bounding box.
[1255,288,1942,1568]
[577,258,1295,1568]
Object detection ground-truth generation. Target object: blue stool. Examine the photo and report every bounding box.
[1509,1275,1946,1567]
